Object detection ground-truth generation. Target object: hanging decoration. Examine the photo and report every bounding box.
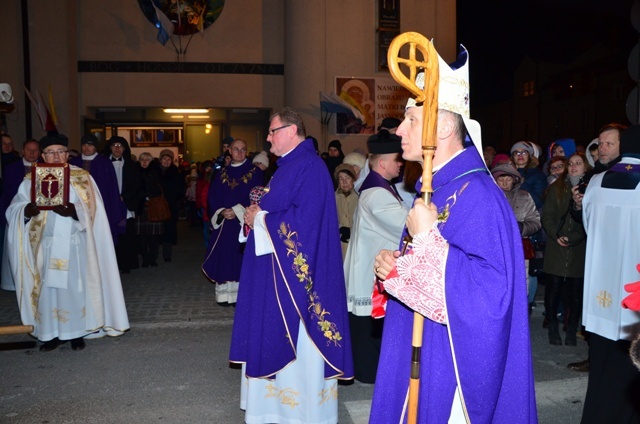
[138,0,225,60]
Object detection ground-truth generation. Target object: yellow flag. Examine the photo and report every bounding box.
[48,84,58,126]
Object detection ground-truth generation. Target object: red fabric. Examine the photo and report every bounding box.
[371,278,389,319]
[195,179,210,222]
[622,264,640,311]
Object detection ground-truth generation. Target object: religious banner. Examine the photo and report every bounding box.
[30,163,70,210]
[335,77,410,135]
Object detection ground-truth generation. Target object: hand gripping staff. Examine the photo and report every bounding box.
[387,32,439,424]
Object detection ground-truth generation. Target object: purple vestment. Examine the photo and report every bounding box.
[0,160,34,225]
[229,138,354,380]
[70,155,123,238]
[370,148,537,423]
[201,160,262,283]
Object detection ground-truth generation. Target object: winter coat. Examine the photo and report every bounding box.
[541,178,586,278]
[502,183,541,238]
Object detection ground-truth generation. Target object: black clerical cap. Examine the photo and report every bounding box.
[367,130,402,154]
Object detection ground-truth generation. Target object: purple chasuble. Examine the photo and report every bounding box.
[229,138,354,380]
[70,155,123,238]
[370,148,538,423]
[0,160,35,225]
[202,160,263,283]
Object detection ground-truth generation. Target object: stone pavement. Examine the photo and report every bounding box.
[0,221,592,423]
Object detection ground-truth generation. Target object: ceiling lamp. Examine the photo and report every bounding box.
[163,108,209,114]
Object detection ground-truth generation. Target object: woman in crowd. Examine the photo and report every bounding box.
[135,152,164,267]
[547,156,568,185]
[334,163,358,260]
[541,152,591,346]
[491,163,542,301]
[158,149,185,263]
[510,141,547,210]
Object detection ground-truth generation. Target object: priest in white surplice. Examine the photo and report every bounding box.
[5,134,129,352]
[343,130,408,383]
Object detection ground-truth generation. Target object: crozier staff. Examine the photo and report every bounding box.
[370,40,538,423]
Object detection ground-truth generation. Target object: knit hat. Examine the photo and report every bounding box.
[491,153,511,169]
[81,134,98,146]
[252,150,269,168]
[343,151,367,170]
[328,139,342,151]
[519,141,541,159]
[367,130,402,154]
[39,133,68,150]
[159,149,174,160]
[510,141,534,156]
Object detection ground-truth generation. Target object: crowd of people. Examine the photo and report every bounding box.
[2,47,640,423]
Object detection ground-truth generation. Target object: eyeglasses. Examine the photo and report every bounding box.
[111,143,124,148]
[43,149,68,156]
[268,124,291,136]
[512,150,529,157]
[231,147,247,152]
[550,164,565,171]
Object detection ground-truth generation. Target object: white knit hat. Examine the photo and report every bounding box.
[343,151,367,169]
[252,151,269,168]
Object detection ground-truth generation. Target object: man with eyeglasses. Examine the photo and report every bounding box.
[202,139,262,305]
[69,134,122,241]
[107,136,144,274]
[230,107,353,423]
[4,134,129,352]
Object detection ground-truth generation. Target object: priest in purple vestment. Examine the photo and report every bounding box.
[230,108,353,423]
[371,46,538,423]
[201,138,263,304]
[69,134,122,240]
[0,138,40,291]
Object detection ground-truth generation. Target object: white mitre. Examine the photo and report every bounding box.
[406,46,483,159]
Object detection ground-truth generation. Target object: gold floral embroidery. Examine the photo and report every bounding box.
[265,382,300,409]
[53,308,70,323]
[219,166,257,189]
[437,191,457,225]
[319,382,338,405]
[278,222,343,347]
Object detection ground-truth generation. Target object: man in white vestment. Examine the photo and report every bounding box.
[574,124,640,423]
[5,134,129,352]
[344,130,408,383]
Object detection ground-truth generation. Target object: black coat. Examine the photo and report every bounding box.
[119,158,145,213]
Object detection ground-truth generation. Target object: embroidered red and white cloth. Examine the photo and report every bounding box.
[382,225,449,324]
